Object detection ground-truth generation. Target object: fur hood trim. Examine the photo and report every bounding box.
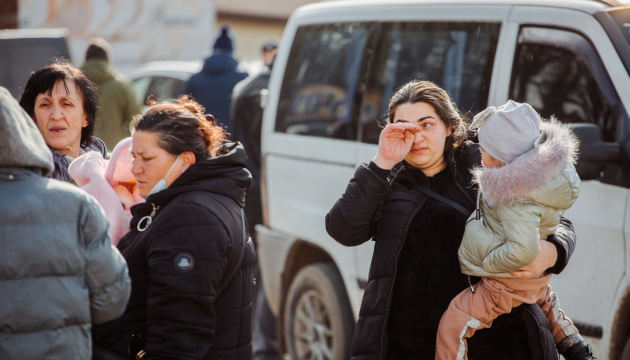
[472,118,578,207]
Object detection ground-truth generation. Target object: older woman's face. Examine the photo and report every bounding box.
[393,102,451,175]
[33,79,88,158]
[131,130,181,198]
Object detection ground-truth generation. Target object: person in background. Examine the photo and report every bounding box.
[231,43,283,360]
[19,60,107,183]
[325,80,577,360]
[93,96,256,360]
[182,24,248,135]
[261,39,278,67]
[81,37,142,150]
[0,85,130,360]
[436,101,592,360]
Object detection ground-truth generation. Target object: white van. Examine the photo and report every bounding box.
[256,0,630,359]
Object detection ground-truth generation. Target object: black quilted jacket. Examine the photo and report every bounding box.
[94,142,256,360]
[325,143,576,360]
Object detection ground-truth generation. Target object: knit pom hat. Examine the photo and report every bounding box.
[470,100,541,164]
[213,24,233,54]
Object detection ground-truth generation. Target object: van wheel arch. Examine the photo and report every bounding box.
[278,241,353,354]
[609,285,630,359]
[283,262,354,359]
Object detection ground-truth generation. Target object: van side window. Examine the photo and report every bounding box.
[275,24,369,140]
[360,22,501,144]
[510,27,627,186]
[510,27,619,142]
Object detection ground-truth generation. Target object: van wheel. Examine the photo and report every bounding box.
[284,263,354,360]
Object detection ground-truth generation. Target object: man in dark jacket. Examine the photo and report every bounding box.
[182,24,248,135]
[231,48,284,360]
[81,37,141,149]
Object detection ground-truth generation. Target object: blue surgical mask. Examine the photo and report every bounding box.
[147,154,181,197]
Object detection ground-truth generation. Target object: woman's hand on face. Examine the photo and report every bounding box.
[509,239,558,278]
[372,123,420,170]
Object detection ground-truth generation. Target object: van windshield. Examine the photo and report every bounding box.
[603,7,630,74]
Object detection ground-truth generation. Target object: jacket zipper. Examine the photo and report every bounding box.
[377,159,473,358]
[377,165,429,359]
[448,150,475,208]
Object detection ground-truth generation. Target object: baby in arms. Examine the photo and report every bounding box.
[69,137,144,245]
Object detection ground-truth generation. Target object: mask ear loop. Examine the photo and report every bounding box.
[138,203,159,232]
[146,154,182,197]
[137,154,181,231]
[164,154,181,181]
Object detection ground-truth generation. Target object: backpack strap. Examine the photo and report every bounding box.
[216,207,248,298]
[415,185,471,217]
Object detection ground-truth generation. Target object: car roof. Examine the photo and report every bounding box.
[130,60,202,81]
[0,28,70,39]
[294,0,625,18]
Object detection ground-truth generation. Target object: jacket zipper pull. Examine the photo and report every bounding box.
[475,191,481,220]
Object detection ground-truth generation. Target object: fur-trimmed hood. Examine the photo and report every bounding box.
[472,119,580,209]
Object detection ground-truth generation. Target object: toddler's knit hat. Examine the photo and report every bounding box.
[213,24,233,54]
[470,100,541,164]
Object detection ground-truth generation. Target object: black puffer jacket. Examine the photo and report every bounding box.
[94,142,256,360]
[325,142,576,360]
[230,64,272,238]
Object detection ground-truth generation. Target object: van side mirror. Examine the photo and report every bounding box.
[569,123,619,180]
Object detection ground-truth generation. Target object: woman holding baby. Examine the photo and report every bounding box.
[92,96,256,360]
[326,80,579,360]
[19,61,256,359]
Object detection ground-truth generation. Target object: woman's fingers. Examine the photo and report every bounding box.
[508,269,537,278]
[386,122,422,133]
[381,123,420,140]
[509,240,557,278]
[373,123,420,169]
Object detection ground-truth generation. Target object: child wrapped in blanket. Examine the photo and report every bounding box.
[69,137,143,245]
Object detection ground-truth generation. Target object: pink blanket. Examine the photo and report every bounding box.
[69,137,144,245]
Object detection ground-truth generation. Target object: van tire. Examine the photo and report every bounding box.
[284,263,354,360]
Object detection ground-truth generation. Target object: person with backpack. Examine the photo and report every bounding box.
[92,96,256,360]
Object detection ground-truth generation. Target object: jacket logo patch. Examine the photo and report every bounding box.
[174,253,195,273]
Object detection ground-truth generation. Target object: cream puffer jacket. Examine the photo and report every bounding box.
[458,119,580,278]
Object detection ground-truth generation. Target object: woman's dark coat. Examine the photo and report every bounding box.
[325,142,576,360]
[181,54,248,134]
[94,142,256,360]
